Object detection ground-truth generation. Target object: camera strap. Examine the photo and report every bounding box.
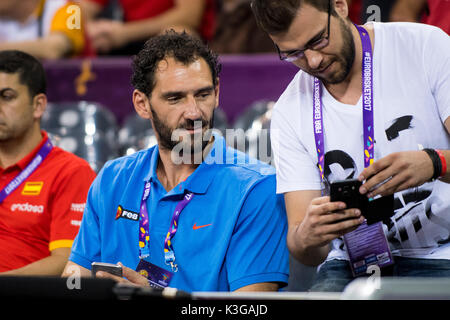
[311,24,393,277]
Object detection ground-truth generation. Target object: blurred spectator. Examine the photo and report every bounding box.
[80,0,215,55]
[210,0,274,54]
[347,0,362,24]
[0,0,93,59]
[390,0,450,35]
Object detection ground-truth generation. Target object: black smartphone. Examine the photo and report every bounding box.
[91,262,123,278]
[330,179,368,211]
[330,178,395,225]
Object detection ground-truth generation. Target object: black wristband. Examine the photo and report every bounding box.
[423,148,442,181]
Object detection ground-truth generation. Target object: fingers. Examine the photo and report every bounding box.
[319,208,362,225]
[359,151,434,197]
[305,215,365,247]
[311,196,347,215]
[119,262,150,287]
[96,262,149,287]
[358,156,394,195]
[95,270,128,284]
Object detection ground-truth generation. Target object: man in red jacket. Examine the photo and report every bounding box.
[0,50,96,275]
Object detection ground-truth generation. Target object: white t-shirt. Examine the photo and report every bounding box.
[271,22,450,260]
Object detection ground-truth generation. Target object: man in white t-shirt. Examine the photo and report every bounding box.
[251,0,450,292]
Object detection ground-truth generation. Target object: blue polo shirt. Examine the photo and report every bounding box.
[69,135,289,292]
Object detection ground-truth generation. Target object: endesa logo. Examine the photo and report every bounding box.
[11,203,44,214]
[115,205,139,221]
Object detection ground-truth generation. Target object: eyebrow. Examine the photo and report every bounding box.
[160,85,215,99]
[280,28,326,54]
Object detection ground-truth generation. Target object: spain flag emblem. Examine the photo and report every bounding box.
[21,182,44,196]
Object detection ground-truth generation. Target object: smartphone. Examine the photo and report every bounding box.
[330,179,368,211]
[91,262,123,278]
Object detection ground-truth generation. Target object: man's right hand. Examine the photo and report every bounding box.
[285,191,365,266]
[297,196,364,249]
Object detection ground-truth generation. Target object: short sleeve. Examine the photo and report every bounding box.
[68,167,105,270]
[271,103,322,194]
[225,175,289,291]
[49,2,86,55]
[422,26,450,122]
[49,163,96,251]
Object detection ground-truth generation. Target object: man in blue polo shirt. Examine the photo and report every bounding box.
[62,30,289,292]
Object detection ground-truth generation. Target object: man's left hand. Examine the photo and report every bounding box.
[95,262,149,287]
[358,150,434,198]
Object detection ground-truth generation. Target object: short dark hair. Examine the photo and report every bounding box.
[131,30,221,97]
[0,50,47,97]
[251,0,334,35]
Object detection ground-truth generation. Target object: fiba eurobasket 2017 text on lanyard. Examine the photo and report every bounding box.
[312,25,393,277]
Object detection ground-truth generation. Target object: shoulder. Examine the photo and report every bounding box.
[276,69,312,107]
[216,146,277,192]
[47,146,94,173]
[372,22,446,46]
[97,146,155,181]
[272,68,314,127]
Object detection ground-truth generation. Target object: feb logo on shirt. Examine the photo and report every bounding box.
[115,205,139,221]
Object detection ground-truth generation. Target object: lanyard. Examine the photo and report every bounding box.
[0,138,53,203]
[311,25,393,277]
[138,181,194,272]
[313,24,374,184]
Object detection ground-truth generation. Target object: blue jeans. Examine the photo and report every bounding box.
[309,257,450,292]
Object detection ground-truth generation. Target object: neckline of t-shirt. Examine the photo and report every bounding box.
[321,21,380,114]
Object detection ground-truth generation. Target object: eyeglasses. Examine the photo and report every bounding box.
[276,0,332,62]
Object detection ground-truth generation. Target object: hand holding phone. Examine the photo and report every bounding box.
[91,262,123,278]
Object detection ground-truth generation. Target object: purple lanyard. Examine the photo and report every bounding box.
[313,25,374,185]
[0,138,53,203]
[138,181,194,273]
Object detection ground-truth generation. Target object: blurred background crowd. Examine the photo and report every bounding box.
[1,0,448,59]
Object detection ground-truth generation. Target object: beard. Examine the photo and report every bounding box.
[150,106,215,156]
[314,17,356,85]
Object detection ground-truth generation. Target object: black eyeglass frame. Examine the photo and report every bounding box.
[275,0,332,62]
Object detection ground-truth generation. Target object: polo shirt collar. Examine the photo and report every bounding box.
[142,143,159,183]
[15,130,49,170]
[142,133,225,195]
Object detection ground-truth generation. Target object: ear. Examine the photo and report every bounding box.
[133,89,152,120]
[214,78,220,109]
[32,93,47,119]
[333,0,349,19]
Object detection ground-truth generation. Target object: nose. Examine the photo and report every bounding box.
[303,50,324,71]
[184,95,202,120]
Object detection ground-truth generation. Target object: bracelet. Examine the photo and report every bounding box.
[435,149,447,177]
[423,148,442,181]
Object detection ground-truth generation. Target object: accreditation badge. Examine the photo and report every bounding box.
[343,221,394,277]
[136,259,174,289]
